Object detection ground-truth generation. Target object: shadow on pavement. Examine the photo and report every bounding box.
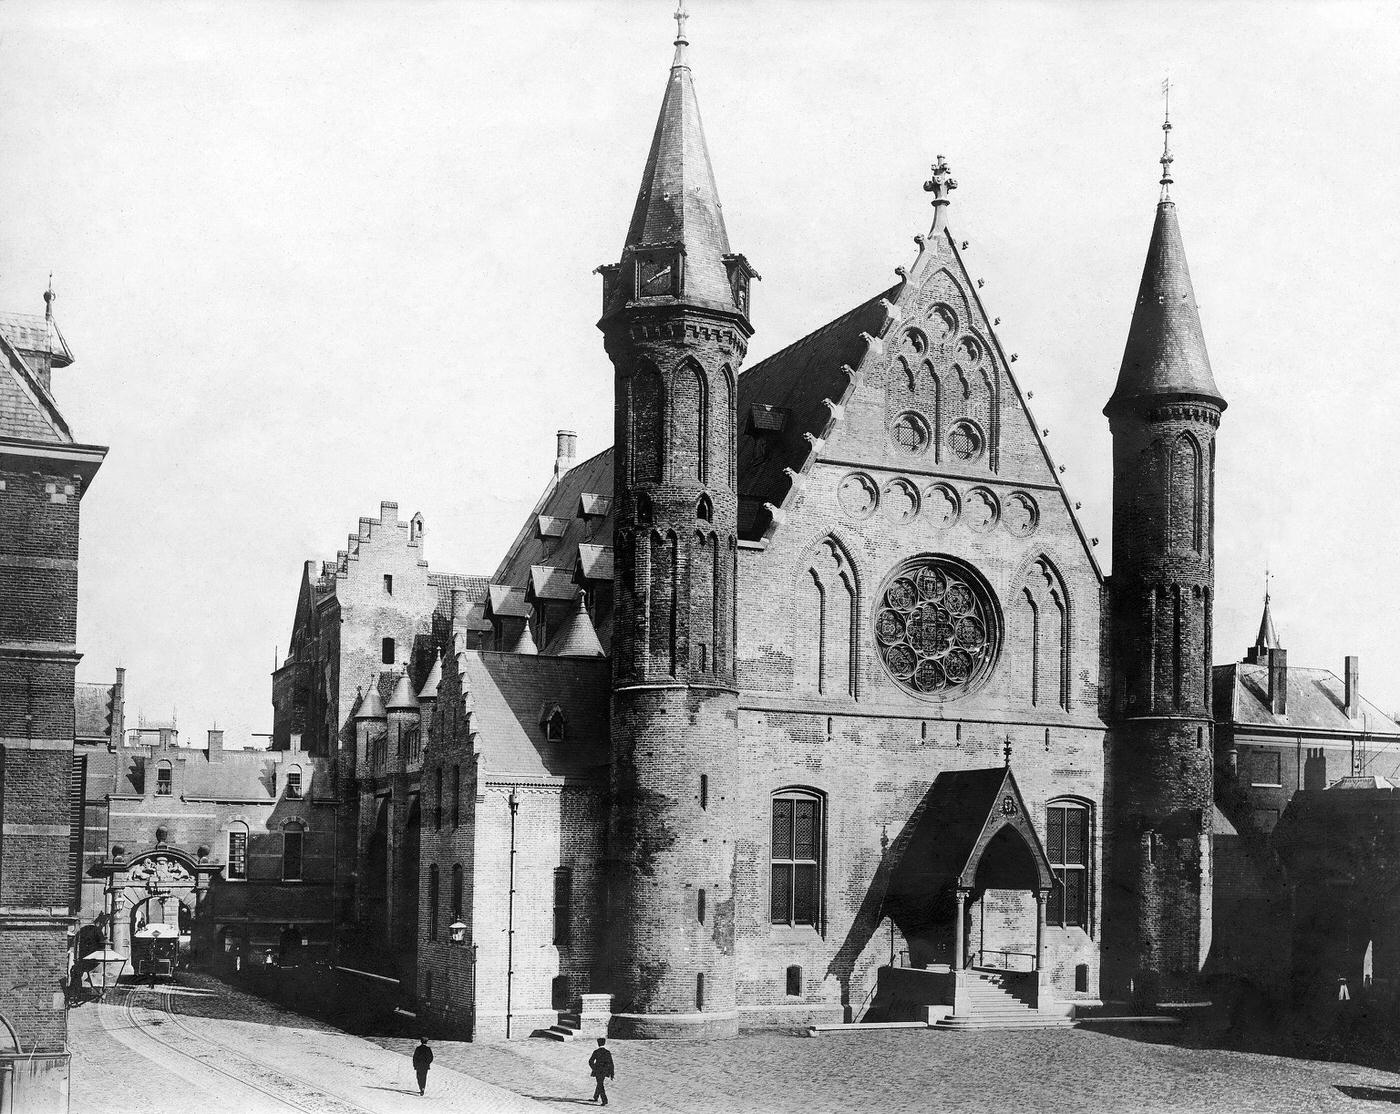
[365,1086,422,1096]
[526,1098,598,1106]
[1338,1085,1400,1104]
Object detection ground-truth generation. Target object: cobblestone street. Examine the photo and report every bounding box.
[65,971,1400,1113]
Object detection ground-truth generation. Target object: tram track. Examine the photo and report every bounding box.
[111,983,380,1114]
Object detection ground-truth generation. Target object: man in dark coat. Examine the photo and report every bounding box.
[587,1037,615,1105]
[412,1037,434,1096]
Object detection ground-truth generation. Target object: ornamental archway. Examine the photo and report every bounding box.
[96,848,220,958]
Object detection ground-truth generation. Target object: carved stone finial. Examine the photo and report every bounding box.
[1003,736,1013,767]
[923,155,958,205]
[674,1,689,44]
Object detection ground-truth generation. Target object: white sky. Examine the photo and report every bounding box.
[4,0,1400,742]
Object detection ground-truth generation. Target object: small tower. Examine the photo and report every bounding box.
[598,3,756,1038]
[1104,101,1227,1005]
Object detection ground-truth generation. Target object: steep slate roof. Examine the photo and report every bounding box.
[0,311,73,367]
[623,25,733,309]
[460,651,609,780]
[0,329,71,442]
[1106,197,1225,415]
[529,565,577,603]
[1213,663,1400,735]
[734,287,895,529]
[1254,595,1280,652]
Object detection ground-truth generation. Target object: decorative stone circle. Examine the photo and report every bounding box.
[1003,491,1040,538]
[837,471,879,520]
[948,419,985,462]
[884,478,920,523]
[874,555,1000,700]
[926,483,961,528]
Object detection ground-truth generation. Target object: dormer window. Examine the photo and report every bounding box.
[286,767,303,800]
[156,763,172,796]
[723,252,760,317]
[544,707,566,743]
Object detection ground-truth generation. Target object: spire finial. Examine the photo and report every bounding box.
[672,1,689,66]
[1159,77,1174,201]
[923,155,958,233]
[1003,735,1013,767]
[43,274,55,321]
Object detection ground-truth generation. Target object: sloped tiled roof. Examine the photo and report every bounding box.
[460,651,609,780]
[1213,662,1400,735]
[494,449,615,588]
[487,584,531,619]
[734,287,896,530]
[0,330,70,443]
[428,572,488,620]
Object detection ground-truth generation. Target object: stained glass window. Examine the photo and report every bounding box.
[875,557,999,698]
[771,792,822,927]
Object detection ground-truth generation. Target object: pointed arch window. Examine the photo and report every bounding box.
[282,821,305,882]
[544,707,566,743]
[693,363,709,484]
[451,863,464,919]
[1168,433,1203,553]
[1018,557,1070,711]
[428,865,440,941]
[697,493,713,522]
[771,789,823,928]
[796,538,857,697]
[1045,799,1091,929]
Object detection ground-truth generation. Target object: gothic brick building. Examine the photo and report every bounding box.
[263,11,1399,1040]
[0,293,105,1109]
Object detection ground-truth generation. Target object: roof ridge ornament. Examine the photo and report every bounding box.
[1159,77,1174,202]
[923,155,957,234]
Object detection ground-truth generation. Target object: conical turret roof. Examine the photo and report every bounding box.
[386,671,420,712]
[1106,198,1226,417]
[545,592,606,659]
[502,622,538,656]
[354,685,386,721]
[418,655,443,702]
[622,9,735,310]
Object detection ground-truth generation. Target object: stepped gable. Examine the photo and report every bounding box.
[461,652,609,780]
[734,289,895,536]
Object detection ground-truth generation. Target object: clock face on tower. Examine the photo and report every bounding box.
[638,258,674,297]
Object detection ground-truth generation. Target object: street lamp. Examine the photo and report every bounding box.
[84,941,128,1001]
[448,923,478,1041]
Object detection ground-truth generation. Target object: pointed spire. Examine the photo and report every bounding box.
[386,671,420,712]
[1255,589,1280,653]
[618,2,737,311]
[1159,78,1174,202]
[1105,107,1226,418]
[545,592,606,659]
[418,654,443,702]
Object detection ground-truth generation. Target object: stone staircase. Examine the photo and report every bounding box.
[532,1010,583,1041]
[933,970,1074,1031]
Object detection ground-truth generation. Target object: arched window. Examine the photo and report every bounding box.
[1168,432,1203,553]
[452,764,461,828]
[451,863,464,919]
[1045,799,1091,929]
[155,761,173,796]
[636,492,652,526]
[226,823,249,881]
[693,362,709,483]
[771,789,823,927]
[544,707,566,743]
[630,365,665,484]
[796,538,857,697]
[696,493,713,522]
[435,767,444,830]
[1018,557,1070,711]
[428,864,440,941]
[282,821,305,882]
[286,765,303,800]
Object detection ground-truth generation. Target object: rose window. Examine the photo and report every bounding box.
[875,557,999,698]
[890,411,931,455]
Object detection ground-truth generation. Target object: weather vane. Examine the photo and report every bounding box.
[1159,77,1174,200]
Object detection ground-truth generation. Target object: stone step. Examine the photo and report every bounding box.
[531,1025,580,1042]
[935,1015,1074,1031]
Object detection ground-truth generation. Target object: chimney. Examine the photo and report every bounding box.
[111,667,127,750]
[290,731,303,754]
[207,729,224,763]
[555,430,578,477]
[1345,655,1360,719]
[1268,648,1288,716]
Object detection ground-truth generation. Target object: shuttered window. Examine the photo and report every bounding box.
[771,791,822,927]
[1046,801,1090,928]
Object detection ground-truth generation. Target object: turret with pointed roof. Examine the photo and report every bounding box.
[1103,106,1226,1006]
[1245,591,1281,664]
[545,592,606,659]
[599,4,747,1039]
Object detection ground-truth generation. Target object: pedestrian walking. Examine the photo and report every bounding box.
[412,1037,434,1096]
[588,1037,614,1106]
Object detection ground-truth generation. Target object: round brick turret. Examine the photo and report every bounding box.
[1103,137,1227,1006]
[596,8,756,1038]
